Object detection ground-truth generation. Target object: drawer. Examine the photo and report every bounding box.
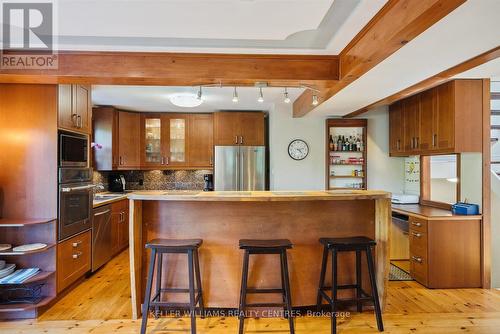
[409,230,427,256]
[57,230,91,292]
[409,217,427,233]
[410,251,428,286]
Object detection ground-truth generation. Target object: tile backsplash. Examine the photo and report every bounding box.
[93,170,212,192]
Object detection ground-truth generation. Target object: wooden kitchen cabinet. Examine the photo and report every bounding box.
[389,79,483,156]
[111,199,129,256]
[118,111,141,169]
[57,230,91,292]
[188,114,214,167]
[58,84,92,134]
[214,111,265,146]
[408,216,481,288]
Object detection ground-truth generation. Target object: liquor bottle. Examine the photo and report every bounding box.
[329,135,334,151]
[337,136,343,151]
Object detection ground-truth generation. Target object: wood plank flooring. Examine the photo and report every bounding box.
[2,249,500,333]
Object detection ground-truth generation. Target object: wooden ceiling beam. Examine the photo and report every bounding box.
[293,0,466,118]
[344,46,500,118]
[0,51,339,87]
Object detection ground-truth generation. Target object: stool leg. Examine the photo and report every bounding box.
[238,250,250,334]
[331,248,338,334]
[194,249,205,319]
[154,252,163,319]
[141,249,157,334]
[281,250,295,334]
[356,250,362,313]
[316,246,329,311]
[188,250,197,334]
[366,246,384,332]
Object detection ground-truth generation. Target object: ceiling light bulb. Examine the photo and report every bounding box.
[232,87,239,103]
[197,86,203,100]
[283,88,291,104]
[258,87,264,103]
[312,94,319,106]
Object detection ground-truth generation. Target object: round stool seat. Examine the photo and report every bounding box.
[239,239,292,249]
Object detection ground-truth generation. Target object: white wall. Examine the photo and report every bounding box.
[268,104,325,190]
[268,104,405,193]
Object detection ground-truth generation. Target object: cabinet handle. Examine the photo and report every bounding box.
[411,255,423,263]
[161,157,165,165]
[72,251,83,259]
[411,222,422,227]
[72,241,82,248]
[210,156,213,166]
[235,135,238,144]
[433,134,437,147]
[416,137,419,148]
[119,156,123,165]
[165,157,169,165]
[71,113,78,126]
[239,136,243,145]
[77,115,82,128]
[397,139,400,150]
[411,232,422,238]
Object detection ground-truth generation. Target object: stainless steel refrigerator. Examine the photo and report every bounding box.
[214,146,265,191]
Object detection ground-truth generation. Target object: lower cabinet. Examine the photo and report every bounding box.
[57,230,91,293]
[111,199,129,256]
[409,217,481,288]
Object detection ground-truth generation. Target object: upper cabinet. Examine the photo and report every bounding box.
[188,114,214,167]
[58,84,92,134]
[214,112,265,146]
[389,80,483,156]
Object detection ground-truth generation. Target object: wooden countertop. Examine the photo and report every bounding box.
[392,204,482,221]
[127,190,391,202]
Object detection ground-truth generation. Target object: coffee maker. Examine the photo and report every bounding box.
[203,174,214,191]
[108,173,126,193]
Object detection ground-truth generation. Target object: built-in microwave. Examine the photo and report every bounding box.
[59,131,88,167]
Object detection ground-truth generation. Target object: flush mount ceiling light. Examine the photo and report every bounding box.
[283,87,291,104]
[169,93,204,108]
[232,87,239,103]
[257,87,264,103]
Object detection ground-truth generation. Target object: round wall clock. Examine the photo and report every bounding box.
[288,139,309,160]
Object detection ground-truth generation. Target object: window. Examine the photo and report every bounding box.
[421,154,460,209]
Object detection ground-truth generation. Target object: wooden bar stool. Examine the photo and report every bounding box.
[141,239,204,334]
[317,236,383,334]
[238,239,295,334]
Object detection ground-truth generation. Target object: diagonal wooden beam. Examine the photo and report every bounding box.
[344,46,500,118]
[0,51,339,86]
[293,0,466,118]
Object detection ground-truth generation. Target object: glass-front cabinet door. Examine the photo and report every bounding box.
[166,115,188,166]
[142,115,165,167]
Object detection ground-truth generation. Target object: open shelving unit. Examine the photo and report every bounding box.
[0,218,57,319]
[325,119,368,190]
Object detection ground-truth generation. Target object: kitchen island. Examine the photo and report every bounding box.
[128,190,391,319]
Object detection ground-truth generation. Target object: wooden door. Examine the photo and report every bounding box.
[214,112,240,145]
[163,114,189,167]
[436,82,455,150]
[58,84,76,130]
[188,114,214,167]
[419,88,437,152]
[73,84,91,134]
[403,95,420,153]
[239,112,265,146]
[118,202,129,249]
[141,114,165,168]
[118,111,141,169]
[389,101,403,155]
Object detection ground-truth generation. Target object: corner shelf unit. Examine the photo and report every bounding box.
[0,218,57,319]
[326,119,367,190]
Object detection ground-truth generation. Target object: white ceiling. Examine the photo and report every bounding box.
[311,0,500,117]
[55,0,386,54]
[92,85,304,112]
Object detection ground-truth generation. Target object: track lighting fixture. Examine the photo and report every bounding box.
[312,94,319,106]
[283,87,291,104]
[232,87,239,103]
[197,86,203,100]
[258,87,264,103]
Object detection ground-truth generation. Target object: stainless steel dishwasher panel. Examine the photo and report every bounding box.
[91,204,112,272]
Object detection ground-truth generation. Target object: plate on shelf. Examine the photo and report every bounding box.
[0,244,12,252]
[0,264,16,278]
[12,243,47,252]
[0,260,5,270]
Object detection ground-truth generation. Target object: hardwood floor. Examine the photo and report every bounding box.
[2,249,500,333]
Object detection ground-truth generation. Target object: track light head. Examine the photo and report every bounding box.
[283,88,291,104]
[258,87,264,103]
[197,86,203,100]
[232,87,239,103]
[312,94,319,106]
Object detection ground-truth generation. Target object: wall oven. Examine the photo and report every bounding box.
[58,168,93,241]
[59,131,88,167]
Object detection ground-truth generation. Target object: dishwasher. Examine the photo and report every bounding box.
[91,204,113,272]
